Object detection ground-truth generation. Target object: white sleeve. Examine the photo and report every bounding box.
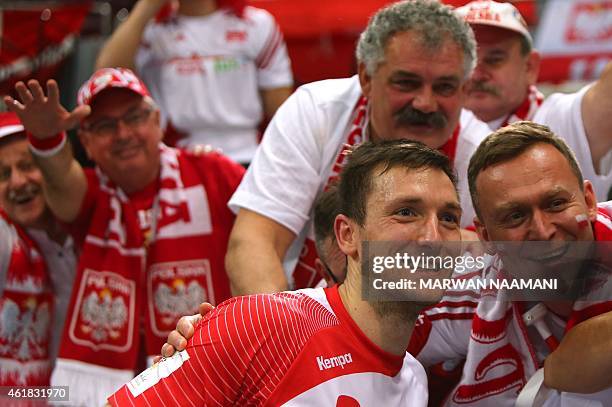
[251,9,293,89]
[412,307,473,367]
[229,86,327,234]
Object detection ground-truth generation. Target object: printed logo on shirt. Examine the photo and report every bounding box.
[316,353,353,371]
[68,269,135,352]
[214,56,241,73]
[127,349,190,397]
[226,30,247,42]
[148,259,215,336]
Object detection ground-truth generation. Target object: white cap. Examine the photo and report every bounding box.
[456,0,532,46]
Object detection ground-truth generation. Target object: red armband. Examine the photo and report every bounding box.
[28,131,67,157]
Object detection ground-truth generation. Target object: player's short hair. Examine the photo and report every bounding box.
[356,0,476,79]
[313,184,341,262]
[468,121,584,218]
[339,139,457,226]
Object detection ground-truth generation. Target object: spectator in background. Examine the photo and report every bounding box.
[225,0,491,296]
[0,112,76,386]
[456,0,612,200]
[96,0,294,165]
[4,67,244,406]
[312,184,346,287]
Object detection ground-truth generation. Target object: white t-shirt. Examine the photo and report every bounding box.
[229,76,491,283]
[136,6,293,163]
[532,86,612,201]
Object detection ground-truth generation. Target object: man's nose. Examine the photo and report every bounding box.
[416,215,442,244]
[412,86,437,114]
[471,62,491,83]
[8,167,27,189]
[114,119,134,139]
[528,210,556,241]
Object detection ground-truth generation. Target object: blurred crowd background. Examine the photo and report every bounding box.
[1,0,610,115]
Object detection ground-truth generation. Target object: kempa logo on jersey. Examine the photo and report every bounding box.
[316,353,353,371]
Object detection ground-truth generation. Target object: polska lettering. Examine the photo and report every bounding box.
[316,353,353,371]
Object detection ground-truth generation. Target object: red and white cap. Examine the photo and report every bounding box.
[455,0,532,46]
[77,67,151,106]
[0,112,25,140]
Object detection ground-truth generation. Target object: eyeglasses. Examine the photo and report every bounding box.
[83,107,153,137]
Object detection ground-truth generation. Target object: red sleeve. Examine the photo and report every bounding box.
[61,168,99,247]
[107,292,325,406]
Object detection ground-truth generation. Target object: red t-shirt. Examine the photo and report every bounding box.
[108,286,428,406]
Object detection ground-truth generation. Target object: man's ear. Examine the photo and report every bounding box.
[526,50,541,86]
[334,214,360,259]
[583,180,598,222]
[358,62,372,98]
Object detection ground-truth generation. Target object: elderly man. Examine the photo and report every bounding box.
[108,139,461,406]
[0,112,76,386]
[456,0,612,200]
[96,0,293,164]
[226,0,491,295]
[412,121,612,406]
[4,67,245,405]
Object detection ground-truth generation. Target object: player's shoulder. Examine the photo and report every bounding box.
[203,289,338,338]
[241,5,277,24]
[294,76,361,110]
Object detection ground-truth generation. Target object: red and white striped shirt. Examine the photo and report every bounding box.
[108,286,428,406]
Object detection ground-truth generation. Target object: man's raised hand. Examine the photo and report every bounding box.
[4,79,91,139]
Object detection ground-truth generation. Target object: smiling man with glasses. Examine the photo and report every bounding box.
[4,67,245,406]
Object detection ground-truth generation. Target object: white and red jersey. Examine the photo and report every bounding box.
[229,76,491,287]
[108,286,428,406]
[136,6,293,163]
[411,202,612,406]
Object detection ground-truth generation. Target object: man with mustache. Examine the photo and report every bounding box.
[225,0,491,295]
[456,0,612,201]
[0,112,76,386]
[108,140,460,406]
[4,67,245,406]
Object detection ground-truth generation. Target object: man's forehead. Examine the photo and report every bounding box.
[476,145,581,202]
[383,30,465,71]
[371,166,459,204]
[89,88,145,118]
[0,135,29,158]
[472,24,523,45]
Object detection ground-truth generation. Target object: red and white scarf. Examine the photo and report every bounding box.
[293,95,461,289]
[52,145,232,406]
[0,210,53,386]
[501,85,544,128]
[445,205,612,406]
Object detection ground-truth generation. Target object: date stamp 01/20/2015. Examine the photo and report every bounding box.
[0,386,70,402]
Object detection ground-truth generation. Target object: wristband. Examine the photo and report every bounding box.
[28,131,67,157]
